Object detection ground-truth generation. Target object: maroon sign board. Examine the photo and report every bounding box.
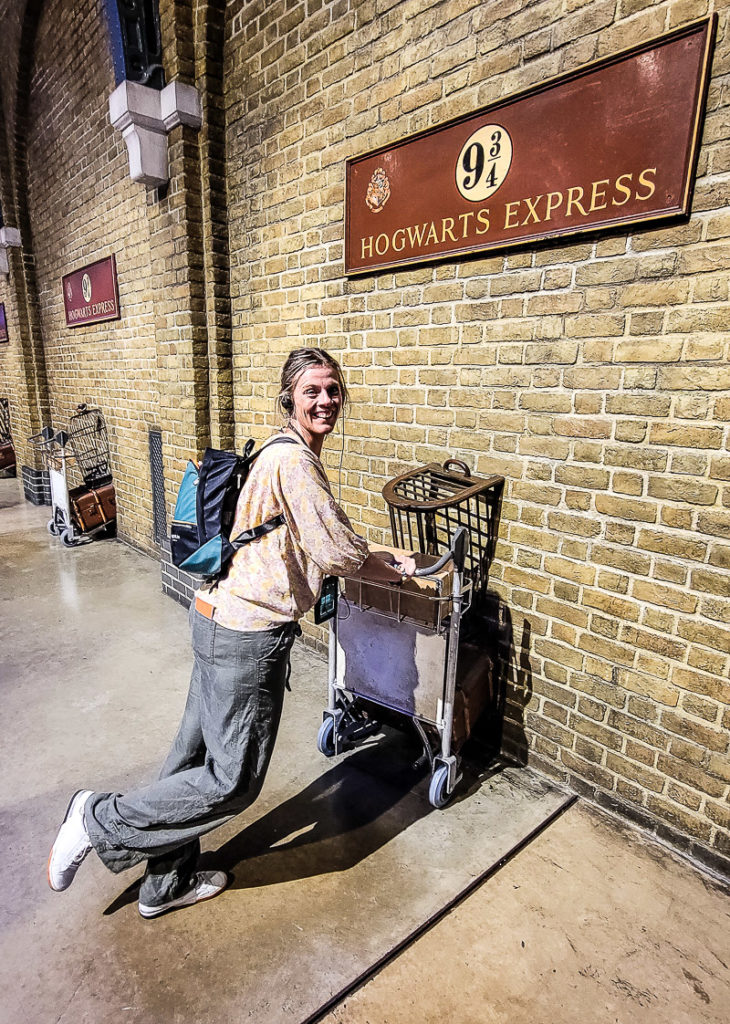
[0,302,7,343]
[62,255,120,327]
[345,18,716,275]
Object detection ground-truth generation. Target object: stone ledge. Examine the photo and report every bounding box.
[109,80,202,187]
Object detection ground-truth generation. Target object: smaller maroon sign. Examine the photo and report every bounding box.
[62,255,120,328]
[0,302,8,343]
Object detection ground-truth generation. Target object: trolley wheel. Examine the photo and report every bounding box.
[428,765,452,809]
[316,717,337,757]
[60,528,77,548]
[47,518,60,536]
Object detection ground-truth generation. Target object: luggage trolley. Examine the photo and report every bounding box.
[30,405,115,547]
[318,459,504,809]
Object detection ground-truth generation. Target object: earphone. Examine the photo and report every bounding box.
[280,393,294,413]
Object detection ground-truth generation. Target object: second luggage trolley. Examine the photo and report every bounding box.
[30,404,115,546]
[318,459,504,808]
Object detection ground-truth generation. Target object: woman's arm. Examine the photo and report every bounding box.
[274,449,416,579]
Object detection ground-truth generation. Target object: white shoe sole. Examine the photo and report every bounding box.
[138,871,231,919]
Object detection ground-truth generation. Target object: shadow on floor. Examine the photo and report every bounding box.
[210,737,434,888]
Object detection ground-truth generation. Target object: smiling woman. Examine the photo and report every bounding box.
[47,346,415,921]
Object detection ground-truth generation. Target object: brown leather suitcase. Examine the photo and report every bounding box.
[95,481,116,522]
[451,641,496,751]
[70,482,116,532]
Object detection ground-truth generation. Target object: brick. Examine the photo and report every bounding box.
[659,712,728,753]
[561,750,616,791]
[616,668,679,707]
[592,544,651,576]
[680,693,720,724]
[647,477,719,505]
[614,339,683,363]
[659,367,730,392]
[582,589,640,622]
[607,710,668,750]
[649,423,725,449]
[564,314,625,337]
[594,495,658,523]
[690,568,730,598]
[697,512,730,539]
[605,752,665,793]
[569,713,622,751]
[632,579,698,614]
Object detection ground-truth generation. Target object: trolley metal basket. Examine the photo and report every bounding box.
[319,459,504,809]
[68,404,112,487]
[383,458,503,604]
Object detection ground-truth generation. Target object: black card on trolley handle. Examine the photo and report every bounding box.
[314,574,338,624]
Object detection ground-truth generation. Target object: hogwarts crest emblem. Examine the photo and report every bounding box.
[365,167,391,213]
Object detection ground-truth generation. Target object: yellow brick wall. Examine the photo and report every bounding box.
[223,0,730,865]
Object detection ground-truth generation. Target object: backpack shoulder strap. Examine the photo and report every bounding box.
[229,436,301,551]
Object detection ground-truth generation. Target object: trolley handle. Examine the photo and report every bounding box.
[412,526,470,577]
[442,458,470,476]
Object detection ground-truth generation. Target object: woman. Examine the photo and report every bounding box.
[47,347,415,918]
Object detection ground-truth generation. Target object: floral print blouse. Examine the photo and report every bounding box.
[203,436,369,631]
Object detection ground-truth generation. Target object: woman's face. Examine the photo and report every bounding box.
[289,365,343,444]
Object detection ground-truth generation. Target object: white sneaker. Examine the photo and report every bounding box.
[47,790,93,891]
[138,870,230,919]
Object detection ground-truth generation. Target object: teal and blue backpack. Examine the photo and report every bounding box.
[170,436,297,579]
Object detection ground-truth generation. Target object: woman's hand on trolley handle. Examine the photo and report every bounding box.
[358,550,417,582]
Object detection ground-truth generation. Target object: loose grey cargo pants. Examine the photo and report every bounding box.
[85,605,297,908]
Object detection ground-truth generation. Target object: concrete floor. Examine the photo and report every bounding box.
[1,475,729,1024]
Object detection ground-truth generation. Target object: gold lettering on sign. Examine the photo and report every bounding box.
[636,167,656,200]
[441,218,457,242]
[545,191,563,220]
[566,186,587,218]
[590,179,610,212]
[521,195,543,225]
[356,168,661,261]
[503,201,520,229]
[476,209,491,233]
[375,233,389,256]
[612,174,633,206]
[459,212,474,235]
